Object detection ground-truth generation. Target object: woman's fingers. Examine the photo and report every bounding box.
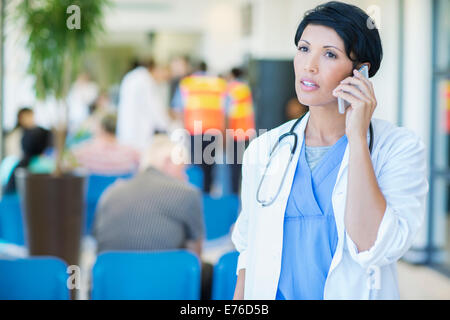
[339,77,372,99]
[353,69,374,93]
[333,89,363,108]
[333,84,370,104]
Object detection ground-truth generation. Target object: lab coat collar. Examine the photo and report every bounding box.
[287,111,372,188]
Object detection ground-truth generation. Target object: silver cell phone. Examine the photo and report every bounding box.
[338,64,369,114]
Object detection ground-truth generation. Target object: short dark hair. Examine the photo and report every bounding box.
[231,67,244,79]
[100,113,117,135]
[197,61,208,72]
[294,1,383,77]
[21,127,51,157]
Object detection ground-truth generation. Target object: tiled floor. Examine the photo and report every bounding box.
[398,260,450,299]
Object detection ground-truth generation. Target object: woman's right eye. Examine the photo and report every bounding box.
[298,46,308,52]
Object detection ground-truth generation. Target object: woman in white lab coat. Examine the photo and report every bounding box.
[231,1,428,300]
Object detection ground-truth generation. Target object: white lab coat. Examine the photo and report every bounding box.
[231,112,428,299]
[117,66,169,152]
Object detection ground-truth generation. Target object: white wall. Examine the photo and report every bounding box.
[401,0,434,262]
[247,0,401,125]
[104,0,246,73]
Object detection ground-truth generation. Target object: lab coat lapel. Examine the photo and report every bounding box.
[258,113,310,257]
[329,126,372,274]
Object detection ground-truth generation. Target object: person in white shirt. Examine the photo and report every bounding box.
[67,72,99,133]
[116,59,170,152]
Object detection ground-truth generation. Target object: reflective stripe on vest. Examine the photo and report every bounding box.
[227,81,255,141]
[180,75,227,135]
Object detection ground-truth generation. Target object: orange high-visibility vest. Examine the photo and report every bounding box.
[180,75,227,135]
[227,80,255,141]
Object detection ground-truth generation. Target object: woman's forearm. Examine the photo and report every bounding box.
[345,136,386,252]
[233,269,246,300]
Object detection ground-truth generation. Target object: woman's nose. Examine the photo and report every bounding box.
[303,56,319,73]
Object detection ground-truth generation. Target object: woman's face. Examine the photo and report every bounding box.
[294,24,354,107]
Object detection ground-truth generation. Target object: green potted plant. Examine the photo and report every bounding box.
[13,0,109,271]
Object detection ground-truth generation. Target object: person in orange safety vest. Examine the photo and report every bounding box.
[172,62,227,193]
[225,67,256,195]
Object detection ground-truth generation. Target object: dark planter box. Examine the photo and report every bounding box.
[15,168,86,268]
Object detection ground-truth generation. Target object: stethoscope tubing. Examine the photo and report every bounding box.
[256,113,374,207]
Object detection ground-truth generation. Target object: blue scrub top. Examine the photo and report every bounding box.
[276,134,348,300]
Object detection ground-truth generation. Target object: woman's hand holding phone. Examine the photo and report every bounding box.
[332,66,377,141]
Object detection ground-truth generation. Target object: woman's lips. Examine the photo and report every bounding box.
[300,80,320,92]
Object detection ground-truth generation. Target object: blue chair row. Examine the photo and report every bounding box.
[186,165,204,190]
[92,250,239,300]
[203,195,240,241]
[0,256,69,300]
[85,174,132,234]
[0,172,239,243]
[0,250,239,300]
[92,250,201,300]
[0,194,24,245]
[212,250,239,300]
[0,174,132,244]
[186,164,234,195]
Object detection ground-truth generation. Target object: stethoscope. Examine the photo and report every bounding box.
[256,112,374,207]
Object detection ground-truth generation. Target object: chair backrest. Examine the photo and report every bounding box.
[0,256,69,300]
[85,174,131,234]
[185,166,203,190]
[203,195,240,240]
[212,251,239,300]
[92,250,201,300]
[0,193,25,245]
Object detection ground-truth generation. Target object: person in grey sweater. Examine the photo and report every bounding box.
[93,134,211,299]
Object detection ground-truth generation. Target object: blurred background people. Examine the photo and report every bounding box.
[4,107,35,158]
[67,91,115,147]
[92,134,212,299]
[72,113,140,176]
[172,61,227,194]
[168,55,192,120]
[225,67,255,195]
[1,127,53,194]
[67,72,99,133]
[116,58,170,152]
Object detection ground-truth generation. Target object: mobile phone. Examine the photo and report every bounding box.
[338,64,369,114]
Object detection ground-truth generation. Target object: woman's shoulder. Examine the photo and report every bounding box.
[371,118,425,159]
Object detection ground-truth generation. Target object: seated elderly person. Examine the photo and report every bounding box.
[92,134,211,298]
[72,112,140,176]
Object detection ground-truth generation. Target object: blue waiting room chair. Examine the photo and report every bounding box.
[212,251,239,300]
[203,195,240,240]
[0,256,69,300]
[92,250,201,300]
[185,165,204,190]
[85,174,131,234]
[0,193,25,245]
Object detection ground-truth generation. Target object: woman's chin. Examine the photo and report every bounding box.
[297,93,335,108]
[298,95,321,107]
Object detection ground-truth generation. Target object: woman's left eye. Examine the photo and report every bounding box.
[326,51,337,59]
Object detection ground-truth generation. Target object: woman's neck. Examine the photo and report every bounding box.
[305,105,346,147]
